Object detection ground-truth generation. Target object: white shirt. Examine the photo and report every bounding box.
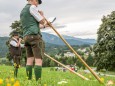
[29,5,43,22]
[10,38,18,47]
[10,37,24,48]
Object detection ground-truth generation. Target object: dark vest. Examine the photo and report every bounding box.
[9,39,21,57]
[20,4,41,37]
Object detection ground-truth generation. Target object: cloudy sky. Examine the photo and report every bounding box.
[0,0,115,39]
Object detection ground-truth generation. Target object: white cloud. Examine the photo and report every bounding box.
[42,20,101,39]
[0,13,12,22]
[0,22,12,36]
[0,0,115,39]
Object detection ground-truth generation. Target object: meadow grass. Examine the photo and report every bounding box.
[0,65,115,86]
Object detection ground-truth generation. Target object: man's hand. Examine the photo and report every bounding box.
[44,24,50,28]
[39,22,50,29]
[19,38,22,42]
[38,11,51,28]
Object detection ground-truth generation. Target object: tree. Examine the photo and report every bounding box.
[66,57,74,65]
[76,57,85,69]
[86,54,94,66]
[10,20,23,36]
[93,11,115,71]
[6,20,26,65]
[50,60,56,67]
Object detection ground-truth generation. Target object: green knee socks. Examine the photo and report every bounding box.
[26,65,32,80]
[14,68,18,78]
[26,65,42,81]
[34,65,42,81]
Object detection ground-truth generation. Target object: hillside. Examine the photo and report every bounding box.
[0,32,96,57]
[42,32,96,45]
[0,37,9,57]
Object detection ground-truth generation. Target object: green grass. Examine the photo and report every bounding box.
[0,65,115,86]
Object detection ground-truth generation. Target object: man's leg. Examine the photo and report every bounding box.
[25,44,34,80]
[34,58,42,81]
[32,38,45,81]
[26,57,34,80]
[15,56,21,68]
[13,56,19,78]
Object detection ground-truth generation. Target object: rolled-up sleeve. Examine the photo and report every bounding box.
[30,5,43,22]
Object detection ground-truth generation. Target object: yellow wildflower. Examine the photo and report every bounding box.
[44,84,47,86]
[14,63,17,67]
[89,75,92,79]
[6,78,9,83]
[0,79,3,85]
[7,83,11,86]
[11,78,15,82]
[18,65,20,68]
[14,81,20,86]
[100,77,104,83]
